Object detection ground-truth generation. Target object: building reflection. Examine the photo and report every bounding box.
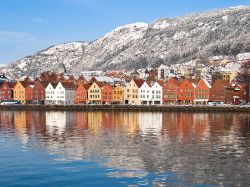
[139,112,162,135]
[0,111,249,183]
[0,111,14,128]
[46,111,66,135]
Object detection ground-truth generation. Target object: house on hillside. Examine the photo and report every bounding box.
[0,74,8,83]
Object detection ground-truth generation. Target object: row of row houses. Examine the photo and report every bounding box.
[125,78,247,105]
[0,77,247,105]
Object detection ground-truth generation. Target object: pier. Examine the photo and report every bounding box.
[0,104,249,113]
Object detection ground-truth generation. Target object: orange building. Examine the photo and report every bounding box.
[13,81,35,104]
[75,83,90,104]
[101,84,112,104]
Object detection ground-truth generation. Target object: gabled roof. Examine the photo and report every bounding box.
[133,79,144,88]
[82,83,91,90]
[156,80,164,87]
[164,77,181,87]
[93,81,105,88]
[212,79,231,87]
[47,82,58,89]
[101,84,112,91]
[67,75,76,82]
[77,75,87,83]
[201,79,211,88]
[78,83,91,90]
[7,81,16,88]
[40,81,50,88]
[60,82,76,89]
[20,81,35,88]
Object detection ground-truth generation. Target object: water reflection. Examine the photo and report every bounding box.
[0,111,249,186]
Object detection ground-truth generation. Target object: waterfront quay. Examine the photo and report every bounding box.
[0,104,249,112]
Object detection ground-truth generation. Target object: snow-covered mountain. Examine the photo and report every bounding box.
[4,6,250,78]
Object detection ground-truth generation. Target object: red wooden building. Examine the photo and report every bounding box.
[0,81,16,101]
[194,79,211,105]
[162,77,180,104]
[209,79,233,104]
[77,75,88,84]
[232,83,247,104]
[101,84,113,104]
[33,81,49,104]
[25,83,35,104]
[75,83,90,104]
[177,79,195,104]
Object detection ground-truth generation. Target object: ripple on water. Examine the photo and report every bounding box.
[0,111,249,186]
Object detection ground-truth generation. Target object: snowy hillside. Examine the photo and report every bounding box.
[4,6,250,78]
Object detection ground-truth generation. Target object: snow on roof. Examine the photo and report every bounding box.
[202,79,212,88]
[95,76,115,83]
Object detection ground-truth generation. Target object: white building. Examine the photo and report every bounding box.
[81,71,104,77]
[158,64,170,79]
[139,81,152,105]
[45,83,57,104]
[54,82,76,105]
[92,76,123,86]
[151,81,162,105]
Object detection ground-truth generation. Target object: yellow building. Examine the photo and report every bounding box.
[124,79,144,105]
[13,81,27,104]
[212,71,238,83]
[112,85,124,104]
[88,82,102,104]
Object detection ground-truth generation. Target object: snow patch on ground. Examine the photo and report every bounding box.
[152,20,171,29]
[236,52,250,61]
[41,42,85,55]
[222,15,228,21]
[17,60,27,69]
[173,31,189,40]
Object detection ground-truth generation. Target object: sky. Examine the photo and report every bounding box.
[0,0,249,64]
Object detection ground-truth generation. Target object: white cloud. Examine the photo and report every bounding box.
[0,31,36,43]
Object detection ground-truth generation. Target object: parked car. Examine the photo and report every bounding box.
[0,100,21,105]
